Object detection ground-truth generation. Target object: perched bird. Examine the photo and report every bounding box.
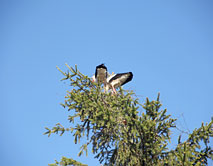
[94,64,108,86]
[105,72,133,94]
[91,64,133,94]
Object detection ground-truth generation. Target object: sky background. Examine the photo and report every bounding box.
[1,0,213,165]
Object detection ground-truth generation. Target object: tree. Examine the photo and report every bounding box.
[45,64,213,166]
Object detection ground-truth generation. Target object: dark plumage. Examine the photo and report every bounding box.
[106,72,133,93]
[95,64,108,85]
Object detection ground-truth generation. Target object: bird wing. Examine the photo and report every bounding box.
[107,73,116,82]
[109,72,133,86]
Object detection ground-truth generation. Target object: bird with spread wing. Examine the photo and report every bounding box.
[92,64,133,94]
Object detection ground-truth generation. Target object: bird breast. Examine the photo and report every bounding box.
[97,68,107,83]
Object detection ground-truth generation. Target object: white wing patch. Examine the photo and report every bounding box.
[107,73,116,82]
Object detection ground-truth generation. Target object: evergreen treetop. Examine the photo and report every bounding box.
[45,64,213,166]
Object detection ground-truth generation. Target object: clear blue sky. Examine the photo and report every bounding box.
[1,0,212,165]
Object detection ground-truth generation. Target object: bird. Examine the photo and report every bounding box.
[105,72,133,94]
[106,72,116,82]
[92,72,111,83]
[94,64,108,86]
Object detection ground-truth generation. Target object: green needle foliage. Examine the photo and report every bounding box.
[45,64,213,166]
